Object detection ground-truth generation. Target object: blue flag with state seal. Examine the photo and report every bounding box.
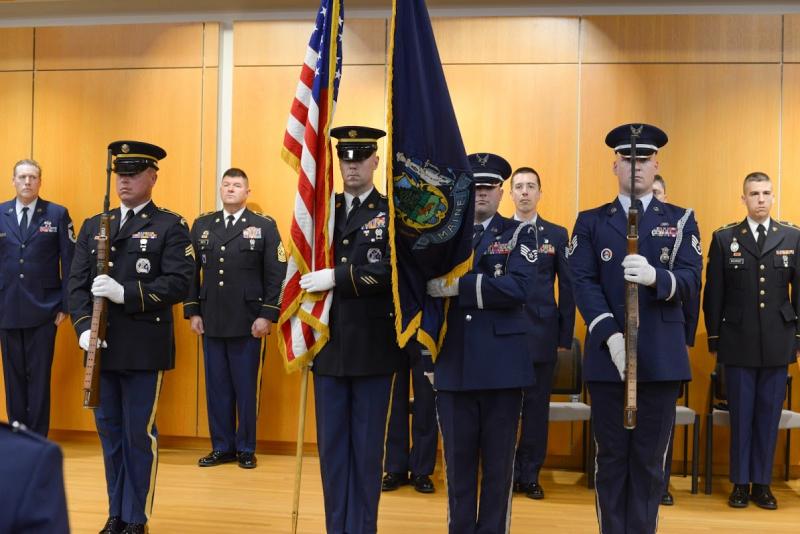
[386,0,474,359]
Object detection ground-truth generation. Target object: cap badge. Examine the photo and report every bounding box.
[476,153,489,167]
[121,143,130,154]
[348,129,358,138]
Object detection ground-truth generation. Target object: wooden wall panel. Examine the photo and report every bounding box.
[35,23,206,70]
[783,15,800,63]
[434,17,579,64]
[203,23,220,68]
[33,67,205,434]
[234,19,386,66]
[582,15,782,63]
[0,28,33,71]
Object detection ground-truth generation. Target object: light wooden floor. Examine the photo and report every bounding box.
[59,440,800,533]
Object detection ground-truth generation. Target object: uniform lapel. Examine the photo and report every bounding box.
[476,215,503,258]
[761,221,785,256]
[2,202,22,242]
[638,198,667,241]
[605,198,627,239]
[22,200,48,243]
[343,189,381,236]
[334,195,346,235]
[115,201,156,243]
[735,219,759,259]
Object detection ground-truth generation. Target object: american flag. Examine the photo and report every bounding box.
[278,0,344,372]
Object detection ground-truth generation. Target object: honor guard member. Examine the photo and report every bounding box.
[381,341,437,493]
[68,141,194,534]
[184,168,287,469]
[426,153,538,534]
[0,159,75,436]
[300,126,404,534]
[703,172,800,510]
[569,124,702,534]
[509,166,575,500]
[0,420,69,533]
[650,173,700,506]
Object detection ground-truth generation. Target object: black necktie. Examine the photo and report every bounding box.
[472,224,485,250]
[226,214,235,229]
[346,197,361,224]
[119,209,133,232]
[631,199,644,214]
[19,206,29,234]
[756,224,766,252]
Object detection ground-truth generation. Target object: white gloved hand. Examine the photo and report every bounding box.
[607,332,626,381]
[426,277,459,298]
[622,254,657,287]
[79,330,107,351]
[91,274,125,304]
[299,268,335,293]
[424,372,434,386]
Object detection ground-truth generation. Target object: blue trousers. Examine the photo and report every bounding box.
[384,355,437,477]
[725,364,787,485]
[203,335,263,453]
[436,388,522,534]
[589,381,679,534]
[314,373,394,534]
[515,361,556,485]
[0,323,57,436]
[95,370,163,525]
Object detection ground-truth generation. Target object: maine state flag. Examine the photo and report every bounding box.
[387,0,474,358]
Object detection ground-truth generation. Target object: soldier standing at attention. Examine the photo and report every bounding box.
[300,126,404,534]
[426,153,538,534]
[0,159,75,436]
[68,141,194,534]
[703,171,800,510]
[185,168,286,470]
[509,166,575,500]
[569,124,702,533]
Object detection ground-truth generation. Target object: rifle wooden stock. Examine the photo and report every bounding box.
[624,207,639,429]
[82,213,110,409]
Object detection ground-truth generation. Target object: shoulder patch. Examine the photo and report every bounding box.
[713,221,738,233]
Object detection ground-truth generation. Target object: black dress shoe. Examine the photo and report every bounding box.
[660,491,674,506]
[381,472,409,491]
[120,524,147,534]
[411,474,435,494]
[99,516,126,534]
[238,451,257,469]
[523,482,545,500]
[198,450,237,467]
[750,484,778,510]
[728,484,750,508]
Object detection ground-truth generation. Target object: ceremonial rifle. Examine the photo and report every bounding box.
[623,125,642,430]
[82,148,113,408]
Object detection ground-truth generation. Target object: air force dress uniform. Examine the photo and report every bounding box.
[0,421,69,534]
[569,125,702,534]
[432,153,538,534]
[311,126,404,534]
[184,207,286,462]
[68,141,194,530]
[514,215,575,494]
[0,197,75,436]
[703,216,800,506]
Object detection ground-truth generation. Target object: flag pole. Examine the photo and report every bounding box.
[291,364,310,534]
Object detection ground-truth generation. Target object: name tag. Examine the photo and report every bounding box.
[728,257,745,265]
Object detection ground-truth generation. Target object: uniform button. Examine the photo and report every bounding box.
[341,257,347,263]
[343,239,350,245]
[760,302,765,309]
[760,264,765,270]
[389,312,394,318]
[21,244,25,249]
[760,290,765,295]
[760,277,766,283]
[219,281,224,287]
[219,258,224,263]
[19,258,24,264]
[19,273,24,279]
[219,270,224,275]
[111,246,116,252]
[465,314,472,321]
[156,317,161,323]
[221,246,226,251]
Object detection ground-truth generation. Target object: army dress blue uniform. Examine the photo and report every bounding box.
[513,215,575,492]
[433,212,538,534]
[312,187,405,534]
[183,208,286,459]
[0,198,75,436]
[570,192,702,534]
[703,218,800,496]
[0,421,69,534]
[69,197,193,526]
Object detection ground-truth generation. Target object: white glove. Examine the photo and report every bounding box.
[426,277,459,298]
[424,372,434,386]
[91,274,125,304]
[622,254,657,287]
[607,332,626,381]
[79,330,107,351]
[299,268,335,293]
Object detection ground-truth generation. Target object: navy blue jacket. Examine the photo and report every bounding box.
[0,421,69,533]
[569,197,702,382]
[522,216,575,362]
[0,198,75,329]
[434,214,538,391]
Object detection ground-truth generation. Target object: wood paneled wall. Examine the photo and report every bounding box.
[2,14,800,474]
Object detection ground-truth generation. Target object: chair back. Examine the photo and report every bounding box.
[551,337,582,397]
[710,362,728,405]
